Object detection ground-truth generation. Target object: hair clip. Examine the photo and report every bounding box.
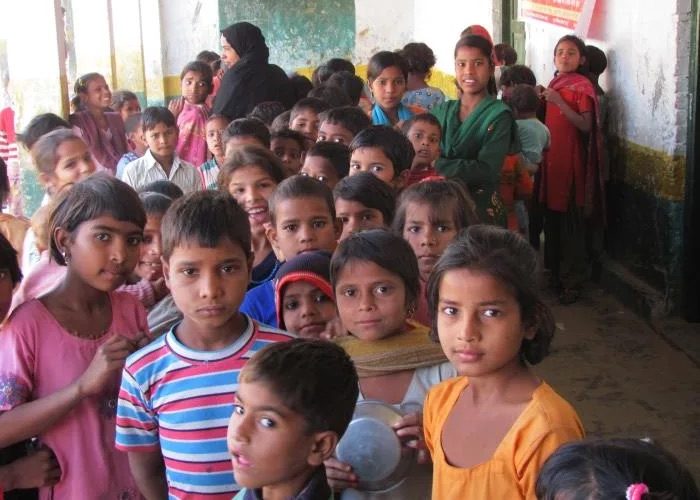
[626,483,649,500]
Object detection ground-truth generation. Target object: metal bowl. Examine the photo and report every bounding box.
[335,400,416,492]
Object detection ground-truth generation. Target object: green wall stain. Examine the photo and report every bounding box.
[218,0,355,71]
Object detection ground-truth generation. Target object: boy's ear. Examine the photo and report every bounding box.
[306,431,338,467]
[265,223,285,262]
[161,256,171,289]
[394,170,410,191]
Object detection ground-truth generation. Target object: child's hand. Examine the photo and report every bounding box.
[324,457,358,491]
[131,331,151,351]
[393,411,430,464]
[168,97,185,118]
[5,446,61,490]
[320,317,347,341]
[542,88,564,106]
[76,335,135,397]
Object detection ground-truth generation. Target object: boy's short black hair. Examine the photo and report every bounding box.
[180,60,214,93]
[499,64,537,87]
[400,113,442,136]
[349,125,415,176]
[270,110,292,133]
[0,232,22,285]
[494,43,518,65]
[139,191,174,216]
[270,129,307,151]
[333,172,396,226]
[161,190,252,261]
[138,180,184,199]
[326,72,364,106]
[223,118,271,148]
[124,113,143,134]
[142,106,177,132]
[269,175,335,226]
[319,106,371,138]
[307,84,352,108]
[218,145,286,191]
[196,50,220,64]
[289,74,313,102]
[19,113,70,150]
[306,142,350,179]
[49,173,146,266]
[241,339,359,436]
[290,98,329,122]
[248,101,286,127]
[509,84,540,115]
[330,229,420,310]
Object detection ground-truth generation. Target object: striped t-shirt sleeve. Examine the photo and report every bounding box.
[116,368,160,451]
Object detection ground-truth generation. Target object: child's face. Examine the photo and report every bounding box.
[228,380,332,494]
[119,98,141,122]
[46,138,96,193]
[181,70,210,105]
[406,121,441,167]
[58,215,143,292]
[300,156,340,189]
[455,46,492,97]
[163,238,252,334]
[554,40,584,74]
[335,198,386,242]
[127,125,148,155]
[0,268,15,322]
[226,165,278,234]
[369,66,406,111]
[334,260,408,341]
[317,121,354,145]
[206,118,228,160]
[436,268,533,377]
[224,136,266,157]
[349,147,397,186]
[267,197,339,261]
[270,137,303,176]
[290,110,320,147]
[281,281,336,339]
[402,201,458,282]
[136,214,164,282]
[144,122,178,159]
[82,76,112,110]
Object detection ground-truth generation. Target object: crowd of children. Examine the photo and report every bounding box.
[0,20,696,500]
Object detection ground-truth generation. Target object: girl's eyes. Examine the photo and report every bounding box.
[371,165,384,173]
[407,225,420,234]
[361,214,375,222]
[350,163,362,171]
[258,181,275,190]
[233,404,244,416]
[437,225,452,232]
[374,284,392,295]
[95,233,110,242]
[483,308,501,318]
[441,306,458,316]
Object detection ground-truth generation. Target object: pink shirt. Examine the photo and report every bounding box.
[176,101,209,167]
[0,292,149,500]
[9,251,66,314]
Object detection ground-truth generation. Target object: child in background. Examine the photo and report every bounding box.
[116,190,294,499]
[393,179,477,325]
[0,158,28,262]
[494,43,518,84]
[168,60,213,166]
[139,179,184,199]
[334,172,396,241]
[199,114,230,189]
[423,225,584,499]
[536,438,699,499]
[300,141,350,189]
[242,176,340,327]
[0,174,150,499]
[248,101,286,129]
[218,145,286,290]
[401,114,442,185]
[117,191,172,310]
[274,251,337,339]
[318,106,372,145]
[17,113,70,151]
[399,42,446,111]
[196,50,222,108]
[116,113,148,179]
[326,229,455,499]
[270,129,306,177]
[367,51,424,126]
[69,72,128,174]
[122,106,201,193]
[223,118,272,156]
[349,125,415,189]
[270,110,292,133]
[289,97,329,148]
[540,35,604,304]
[307,84,352,108]
[326,71,365,107]
[229,340,358,500]
[111,90,141,123]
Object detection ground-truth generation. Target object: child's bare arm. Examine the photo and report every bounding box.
[128,450,168,500]
[0,447,61,491]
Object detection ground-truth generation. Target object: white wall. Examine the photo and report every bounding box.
[354,0,415,64]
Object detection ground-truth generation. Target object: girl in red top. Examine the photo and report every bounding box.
[540,35,604,304]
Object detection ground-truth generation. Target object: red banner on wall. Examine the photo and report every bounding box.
[520,0,597,34]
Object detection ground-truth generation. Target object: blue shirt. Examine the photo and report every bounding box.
[240,280,277,328]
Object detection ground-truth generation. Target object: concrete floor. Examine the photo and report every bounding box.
[533,285,700,481]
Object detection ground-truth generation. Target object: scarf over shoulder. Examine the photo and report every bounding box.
[69,110,127,173]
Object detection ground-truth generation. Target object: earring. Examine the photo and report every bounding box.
[62,250,70,263]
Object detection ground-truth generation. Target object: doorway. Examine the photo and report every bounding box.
[502,0,526,64]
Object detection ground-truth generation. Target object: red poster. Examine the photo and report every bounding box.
[520,0,597,34]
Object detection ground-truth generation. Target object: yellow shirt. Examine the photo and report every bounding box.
[424,376,584,499]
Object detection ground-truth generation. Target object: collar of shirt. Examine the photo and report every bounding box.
[242,468,332,500]
[144,149,183,177]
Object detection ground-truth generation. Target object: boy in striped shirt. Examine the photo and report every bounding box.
[116,191,294,499]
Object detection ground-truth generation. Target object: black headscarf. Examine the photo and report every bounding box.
[213,22,294,120]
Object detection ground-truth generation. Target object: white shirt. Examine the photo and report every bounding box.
[122,149,202,193]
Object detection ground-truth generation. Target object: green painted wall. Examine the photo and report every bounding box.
[218,0,355,70]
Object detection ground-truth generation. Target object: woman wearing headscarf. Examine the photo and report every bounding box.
[213,22,294,120]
